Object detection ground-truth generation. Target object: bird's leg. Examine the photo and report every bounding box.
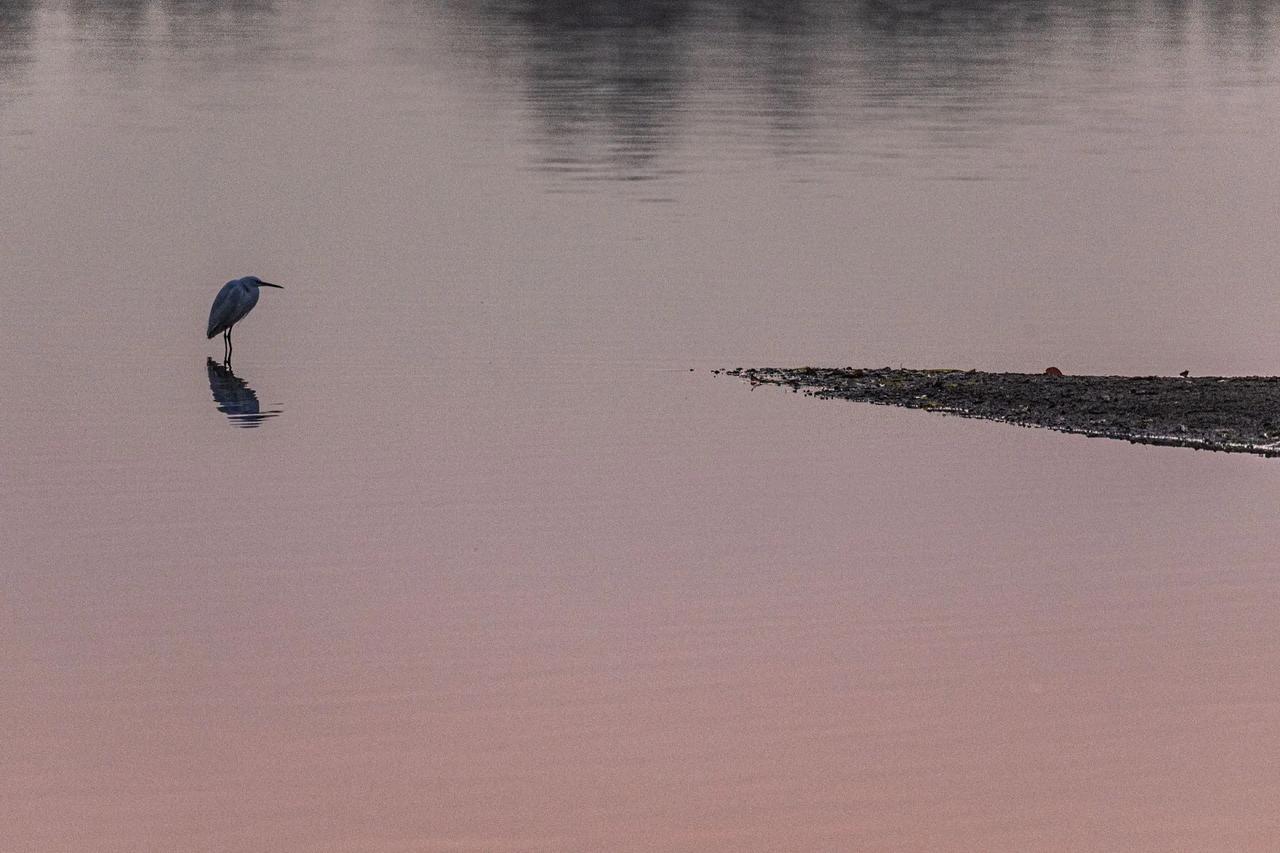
[223,328,232,364]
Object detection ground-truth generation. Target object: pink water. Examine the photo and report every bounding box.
[5,2,1280,850]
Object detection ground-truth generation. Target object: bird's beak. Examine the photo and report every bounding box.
[259,282,283,289]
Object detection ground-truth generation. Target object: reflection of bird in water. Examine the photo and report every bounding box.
[206,358,282,428]
[207,275,283,362]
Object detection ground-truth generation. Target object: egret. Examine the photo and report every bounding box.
[207,275,283,361]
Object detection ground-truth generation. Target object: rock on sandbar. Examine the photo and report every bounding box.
[726,367,1280,457]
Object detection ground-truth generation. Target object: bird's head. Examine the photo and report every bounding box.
[245,275,283,289]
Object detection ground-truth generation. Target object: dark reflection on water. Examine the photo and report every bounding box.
[51,0,274,52]
[10,0,281,76]
[6,0,1280,180]
[154,0,279,53]
[0,0,283,133]
[65,0,277,33]
[206,358,281,428]
[0,0,37,45]
[430,0,696,183]
[0,1,37,105]
[422,0,1280,183]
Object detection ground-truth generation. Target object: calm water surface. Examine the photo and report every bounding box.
[5,2,1280,850]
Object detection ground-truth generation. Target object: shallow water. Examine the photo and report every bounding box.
[4,2,1280,850]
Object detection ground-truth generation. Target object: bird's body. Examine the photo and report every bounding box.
[207,275,282,361]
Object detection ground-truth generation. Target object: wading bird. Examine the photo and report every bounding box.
[207,275,283,361]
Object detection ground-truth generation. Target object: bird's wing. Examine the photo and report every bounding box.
[207,280,259,338]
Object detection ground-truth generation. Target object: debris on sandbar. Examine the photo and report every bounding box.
[726,366,1280,457]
